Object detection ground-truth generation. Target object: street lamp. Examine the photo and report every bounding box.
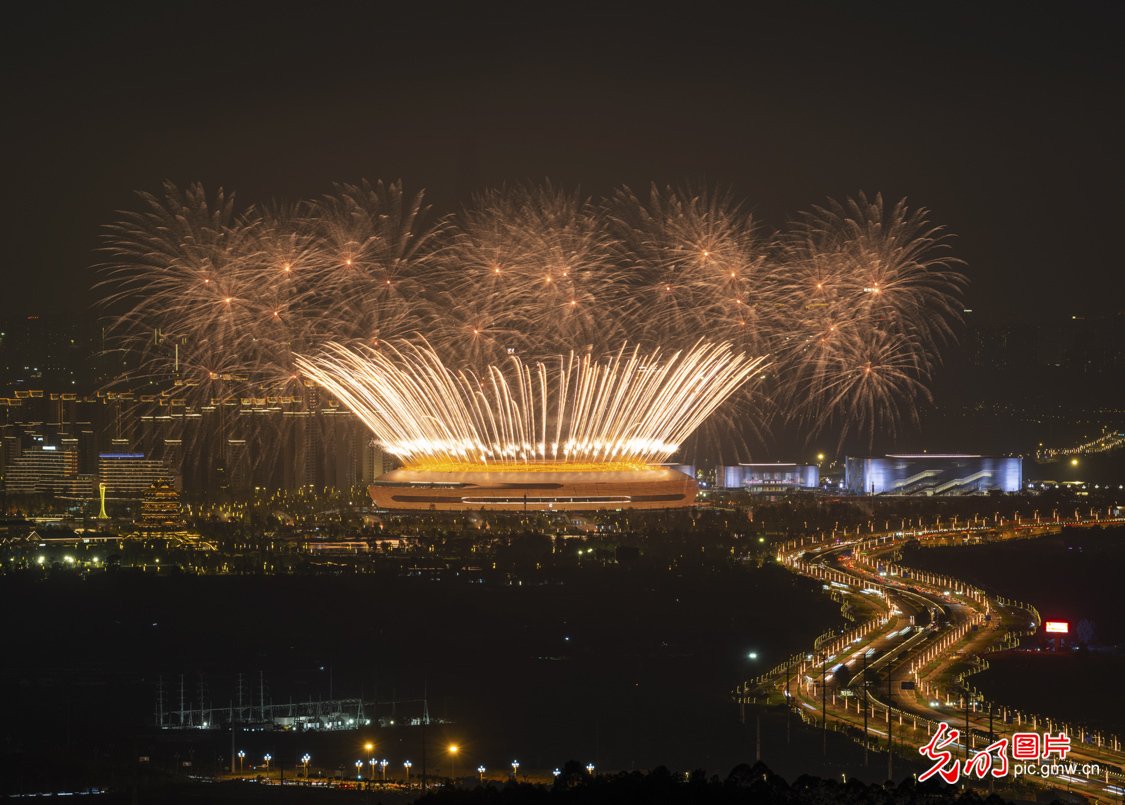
[553,769,561,779]
[370,758,378,780]
[478,765,486,783]
[381,759,388,781]
[237,750,245,776]
[356,760,363,779]
[587,763,595,775]
[512,760,519,778]
[741,652,758,723]
[449,745,458,784]
[301,753,310,778]
[264,753,271,776]
[404,760,412,786]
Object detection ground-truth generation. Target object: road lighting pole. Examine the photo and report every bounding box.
[478,765,486,783]
[785,656,791,743]
[741,651,757,724]
[356,760,363,779]
[301,754,310,778]
[888,668,893,781]
[381,759,388,781]
[449,745,458,784]
[756,704,762,761]
[238,750,245,776]
[586,763,595,775]
[862,651,868,766]
[965,696,971,761]
[512,761,519,779]
[821,652,827,757]
[404,761,412,787]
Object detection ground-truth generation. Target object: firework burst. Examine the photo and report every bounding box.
[98,181,964,470]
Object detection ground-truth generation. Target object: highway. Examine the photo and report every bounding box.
[756,514,1125,802]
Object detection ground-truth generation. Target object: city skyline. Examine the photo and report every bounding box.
[2,307,1121,494]
[2,7,1123,799]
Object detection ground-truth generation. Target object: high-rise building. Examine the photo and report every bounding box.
[0,310,102,390]
[3,446,83,495]
[359,438,399,482]
[97,453,178,497]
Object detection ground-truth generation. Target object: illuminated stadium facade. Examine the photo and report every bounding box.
[715,463,819,494]
[846,454,1022,496]
[370,465,697,511]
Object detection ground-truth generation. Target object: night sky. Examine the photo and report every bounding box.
[4,2,1122,320]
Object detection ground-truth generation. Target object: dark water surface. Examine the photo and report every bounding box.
[3,562,853,791]
[901,525,1125,734]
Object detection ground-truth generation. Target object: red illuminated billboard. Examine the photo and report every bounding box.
[1045,621,1068,633]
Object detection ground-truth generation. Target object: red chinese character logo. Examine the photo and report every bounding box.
[1043,733,1070,759]
[919,723,961,783]
[964,738,1010,779]
[1012,732,1040,760]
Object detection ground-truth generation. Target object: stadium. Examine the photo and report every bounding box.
[295,341,761,512]
[369,465,698,512]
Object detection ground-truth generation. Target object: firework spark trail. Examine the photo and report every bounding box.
[294,341,766,469]
[99,181,965,460]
